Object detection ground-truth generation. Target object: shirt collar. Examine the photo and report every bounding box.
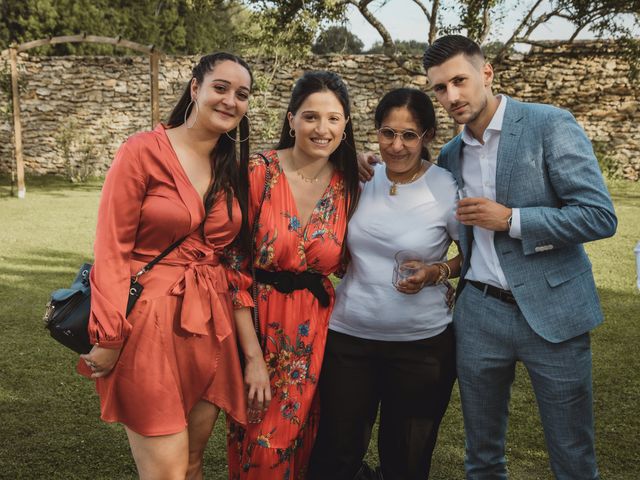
[461,94,507,145]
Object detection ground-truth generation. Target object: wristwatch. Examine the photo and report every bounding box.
[507,214,513,231]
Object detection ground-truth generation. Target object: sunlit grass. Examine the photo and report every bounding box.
[0,175,638,479]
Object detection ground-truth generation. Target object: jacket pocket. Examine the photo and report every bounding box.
[544,262,592,288]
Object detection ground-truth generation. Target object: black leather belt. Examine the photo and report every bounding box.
[468,280,517,305]
[255,269,330,307]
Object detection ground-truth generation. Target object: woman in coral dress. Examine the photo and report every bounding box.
[77,53,270,479]
[227,71,360,479]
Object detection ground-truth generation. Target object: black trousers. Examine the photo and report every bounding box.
[308,326,456,480]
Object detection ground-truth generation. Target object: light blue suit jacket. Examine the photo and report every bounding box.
[438,97,617,343]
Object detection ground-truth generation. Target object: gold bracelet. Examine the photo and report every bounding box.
[441,262,451,280]
[435,262,451,285]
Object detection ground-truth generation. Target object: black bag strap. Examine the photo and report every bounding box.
[250,153,272,345]
[132,221,205,283]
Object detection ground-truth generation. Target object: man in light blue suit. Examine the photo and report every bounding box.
[423,35,617,479]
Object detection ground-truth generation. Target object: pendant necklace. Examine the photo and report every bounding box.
[296,169,321,183]
[292,157,327,184]
[388,160,424,195]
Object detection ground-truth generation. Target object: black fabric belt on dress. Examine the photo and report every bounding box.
[468,280,517,305]
[255,269,330,307]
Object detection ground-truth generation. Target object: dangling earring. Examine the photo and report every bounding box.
[184,98,199,129]
[342,131,347,141]
[225,114,251,143]
[289,128,295,138]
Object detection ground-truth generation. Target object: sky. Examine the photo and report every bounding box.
[345,0,637,50]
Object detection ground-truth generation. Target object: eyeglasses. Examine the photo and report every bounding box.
[377,127,428,147]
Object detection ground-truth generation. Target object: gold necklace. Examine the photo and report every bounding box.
[291,157,328,184]
[388,161,424,195]
[296,169,322,183]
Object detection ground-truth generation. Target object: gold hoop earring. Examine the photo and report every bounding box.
[225,114,251,143]
[185,99,199,129]
[289,128,295,138]
[342,131,347,141]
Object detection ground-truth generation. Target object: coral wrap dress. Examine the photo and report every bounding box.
[77,124,251,435]
[227,151,349,479]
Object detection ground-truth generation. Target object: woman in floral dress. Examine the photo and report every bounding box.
[227,71,360,479]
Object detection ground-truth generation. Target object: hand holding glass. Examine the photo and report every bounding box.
[392,250,424,288]
[457,187,470,200]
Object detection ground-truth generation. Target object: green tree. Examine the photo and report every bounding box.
[181,0,249,54]
[493,0,640,63]
[312,25,364,54]
[366,39,427,54]
[0,0,248,55]
[0,0,60,52]
[250,0,639,67]
[481,40,514,59]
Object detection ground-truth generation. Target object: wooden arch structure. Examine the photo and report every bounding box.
[2,35,161,198]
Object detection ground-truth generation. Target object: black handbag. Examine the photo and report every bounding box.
[44,236,188,354]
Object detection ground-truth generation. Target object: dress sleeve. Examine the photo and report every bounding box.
[88,140,147,348]
[222,241,254,309]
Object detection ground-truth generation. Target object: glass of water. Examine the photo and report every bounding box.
[392,250,423,288]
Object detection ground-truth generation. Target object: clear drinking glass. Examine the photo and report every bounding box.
[392,250,423,287]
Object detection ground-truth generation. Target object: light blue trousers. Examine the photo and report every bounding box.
[454,283,599,480]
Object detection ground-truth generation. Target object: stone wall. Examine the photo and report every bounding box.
[495,41,639,180]
[1,40,638,180]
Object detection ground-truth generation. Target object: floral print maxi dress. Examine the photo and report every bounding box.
[227,150,348,480]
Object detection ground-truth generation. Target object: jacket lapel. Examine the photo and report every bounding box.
[495,97,524,205]
[446,136,465,188]
[445,136,474,277]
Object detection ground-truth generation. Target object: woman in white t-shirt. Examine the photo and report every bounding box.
[308,88,461,480]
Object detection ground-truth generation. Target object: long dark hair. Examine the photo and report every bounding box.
[274,71,360,223]
[167,52,252,249]
[374,88,437,161]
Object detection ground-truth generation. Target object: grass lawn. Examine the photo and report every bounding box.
[1,175,638,479]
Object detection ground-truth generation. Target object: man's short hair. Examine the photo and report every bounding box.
[423,35,484,71]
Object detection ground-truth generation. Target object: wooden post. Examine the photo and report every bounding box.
[150,50,160,128]
[9,47,26,199]
[2,36,162,189]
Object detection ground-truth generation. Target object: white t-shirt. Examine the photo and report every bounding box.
[330,162,460,341]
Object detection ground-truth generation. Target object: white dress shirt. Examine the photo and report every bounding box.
[460,95,521,290]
